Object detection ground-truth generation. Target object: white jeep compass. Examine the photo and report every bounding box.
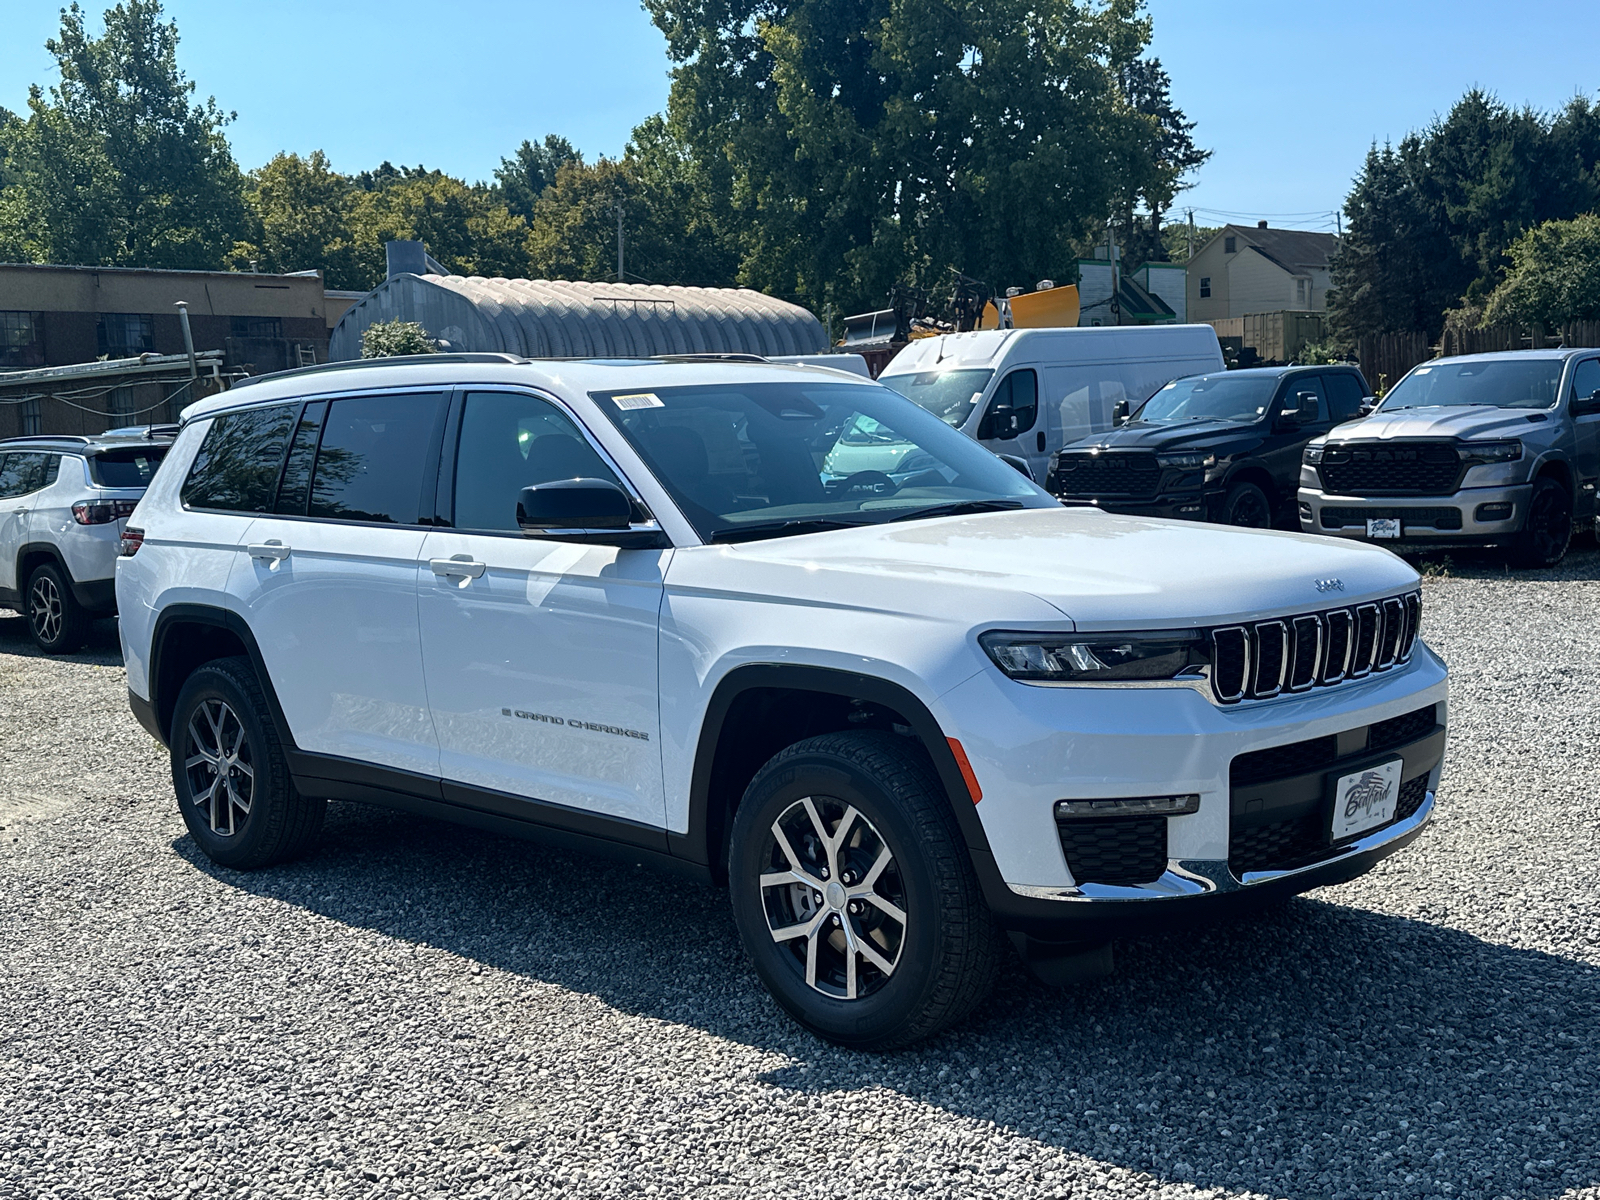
[117,354,1448,1048]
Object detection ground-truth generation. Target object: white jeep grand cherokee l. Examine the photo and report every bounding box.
[118,354,1448,1048]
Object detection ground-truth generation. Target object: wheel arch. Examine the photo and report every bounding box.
[1531,453,1575,500]
[16,541,69,588]
[149,604,296,751]
[676,664,993,885]
[1221,461,1276,498]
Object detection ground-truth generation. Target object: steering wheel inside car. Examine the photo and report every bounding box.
[831,470,900,498]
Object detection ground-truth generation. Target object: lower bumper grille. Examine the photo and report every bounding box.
[1320,506,1463,531]
[1058,816,1167,886]
[1228,777,1427,875]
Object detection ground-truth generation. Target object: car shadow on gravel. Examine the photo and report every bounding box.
[181,801,1600,1200]
[0,612,123,661]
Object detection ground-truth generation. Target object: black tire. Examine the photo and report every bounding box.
[1222,481,1273,529]
[728,731,1001,1050]
[1508,476,1572,568]
[25,562,90,654]
[170,656,324,869]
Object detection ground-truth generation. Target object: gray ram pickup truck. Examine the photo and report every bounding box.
[1298,349,1600,566]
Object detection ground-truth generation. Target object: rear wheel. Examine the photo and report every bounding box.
[170,656,324,869]
[728,731,1000,1050]
[25,562,89,654]
[1222,481,1273,529]
[1509,476,1572,568]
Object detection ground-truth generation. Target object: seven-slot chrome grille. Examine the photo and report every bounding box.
[1209,592,1421,704]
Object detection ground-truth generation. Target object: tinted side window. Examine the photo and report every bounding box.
[181,405,297,513]
[274,401,326,515]
[1572,359,1600,404]
[1282,375,1327,422]
[1322,372,1367,423]
[90,447,168,488]
[0,452,49,497]
[309,392,446,525]
[453,391,618,532]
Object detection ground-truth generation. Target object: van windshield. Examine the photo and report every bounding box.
[1380,359,1563,411]
[878,369,994,428]
[590,380,1053,541]
[1135,374,1277,424]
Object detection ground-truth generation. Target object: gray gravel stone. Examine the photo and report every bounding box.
[2,544,1599,1200]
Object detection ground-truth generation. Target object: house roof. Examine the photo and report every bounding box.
[1217,224,1339,275]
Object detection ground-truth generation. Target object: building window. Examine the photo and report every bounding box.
[1296,279,1308,305]
[1223,236,1236,254]
[230,315,283,339]
[20,398,41,437]
[0,311,44,368]
[97,313,155,359]
[1199,276,1211,299]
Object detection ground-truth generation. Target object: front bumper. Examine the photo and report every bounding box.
[936,645,1449,937]
[1298,482,1531,546]
[1058,489,1222,522]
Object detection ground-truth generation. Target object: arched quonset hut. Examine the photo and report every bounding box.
[328,274,828,361]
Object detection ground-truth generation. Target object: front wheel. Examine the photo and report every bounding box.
[728,731,1000,1050]
[170,656,325,869]
[1508,477,1572,568]
[1222,481,1273,529]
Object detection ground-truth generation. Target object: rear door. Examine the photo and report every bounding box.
[229,390,447,778]
[416,388,669,829]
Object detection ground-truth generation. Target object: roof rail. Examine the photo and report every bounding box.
[657,352,770,364]
[228,352,528,390]
[0,434,93,446]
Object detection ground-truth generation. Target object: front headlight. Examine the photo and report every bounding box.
[1461,439,1523,464]
[1303,444,1325,464]
[1155,452,1215,470]
[979,630,1208,683]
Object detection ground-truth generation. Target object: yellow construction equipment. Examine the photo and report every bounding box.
[980,284,1080,330]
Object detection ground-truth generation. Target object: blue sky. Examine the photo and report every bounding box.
[3,0,1597,233]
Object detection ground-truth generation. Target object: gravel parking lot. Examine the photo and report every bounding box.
[3,546,1599,1200]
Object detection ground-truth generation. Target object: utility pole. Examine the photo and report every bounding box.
[1108,225,1121,325]
[615,200,625,283]
[1336,209,1342,237]
[1187,209,1195,261]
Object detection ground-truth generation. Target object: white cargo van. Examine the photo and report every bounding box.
[879,326,1226,481]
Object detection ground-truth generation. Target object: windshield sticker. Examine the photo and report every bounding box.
[613,392,665,410]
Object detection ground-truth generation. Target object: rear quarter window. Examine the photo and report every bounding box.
[180,404,297,513]
[90,447,168,488]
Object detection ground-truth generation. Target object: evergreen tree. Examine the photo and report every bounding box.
[494,134,581,224]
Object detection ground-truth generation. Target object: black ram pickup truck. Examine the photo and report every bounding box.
[1046,365,1372,527]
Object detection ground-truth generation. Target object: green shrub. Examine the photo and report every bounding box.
[360,319,438,358]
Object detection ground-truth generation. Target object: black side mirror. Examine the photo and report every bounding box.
[517,478,631,532]
[1358,396,1378,416]
[1572,389,1600,417]
[979,404,1018,441]
[1112,399,1130,424]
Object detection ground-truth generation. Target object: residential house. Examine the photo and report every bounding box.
[1186,222,1338,322]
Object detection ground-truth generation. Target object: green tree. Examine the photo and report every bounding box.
[494,134,581,224]
[2,0,245,268]
[645,0,1181,314]
[232,151,364,286]
[344,167,529,288]
[1483,214,1600,330]
[361,319,438,357]
[1111,57,1210,266]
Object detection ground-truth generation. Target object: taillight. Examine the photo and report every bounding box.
[73,499,139,525]
[119,527,144,556]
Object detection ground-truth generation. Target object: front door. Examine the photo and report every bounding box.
[976,368,1045,479]
[417,389,668,827]
[1262,375,1333,511]
[228,390,447,778]
[1570,357,1600,518]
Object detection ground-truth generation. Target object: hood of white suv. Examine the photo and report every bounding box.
[1328,406,1551,442]
[677,507,1417,629]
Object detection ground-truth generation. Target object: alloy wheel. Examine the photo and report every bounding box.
[183,699,255,837]
[1228,491,1271,528]
[1526,486,1571,564]
[759,795,907,1000]
[28,574,62,645]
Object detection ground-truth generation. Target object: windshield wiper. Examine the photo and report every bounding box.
[708,518,871,544]
[886,499,1027,523]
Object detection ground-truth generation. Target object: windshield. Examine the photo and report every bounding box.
[591,381,1054,541]
[1381,359,1563,411]
[1135,374,1277,424]
[878,369,994,428]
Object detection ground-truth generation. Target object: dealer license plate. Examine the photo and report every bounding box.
[1330,760,1402,841]
[1366,517,1401,539]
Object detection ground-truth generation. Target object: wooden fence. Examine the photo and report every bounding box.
[1362,320,1600,394]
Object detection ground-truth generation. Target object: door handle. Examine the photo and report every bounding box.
[430,557,486,579]
[248,541,290,561]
